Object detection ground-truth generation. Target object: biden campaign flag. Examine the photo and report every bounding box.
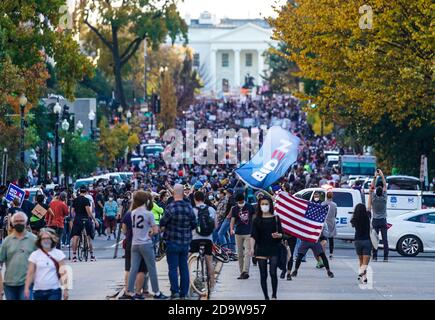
[235,126,300,190]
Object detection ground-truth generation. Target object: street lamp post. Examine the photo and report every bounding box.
[76,120,84,132]
[126,110,132,124]
[88,110,96,139]
[53,100,62,184]
[61,119,70,188]
[19,94,28,164]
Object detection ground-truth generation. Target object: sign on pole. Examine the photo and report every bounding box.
[5,183,25,207]
[420,155,428,190]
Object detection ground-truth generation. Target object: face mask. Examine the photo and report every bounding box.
[109,197,114,201]
[238,202,245,208]
[260,205,270,213]
[41,240,52,250]
[314,197,320,202]
[14,224,25,233]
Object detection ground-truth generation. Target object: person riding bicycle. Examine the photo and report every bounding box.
[70,186,99,262]
[190,191,218,293]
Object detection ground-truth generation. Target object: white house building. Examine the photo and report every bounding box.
[177,12,276,96]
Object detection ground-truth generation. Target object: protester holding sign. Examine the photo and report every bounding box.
[30,194,53,234]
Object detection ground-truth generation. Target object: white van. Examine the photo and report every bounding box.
[363,175,423,218]
[293,187,364,240]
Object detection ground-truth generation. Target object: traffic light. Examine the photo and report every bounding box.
[151,94,161,114]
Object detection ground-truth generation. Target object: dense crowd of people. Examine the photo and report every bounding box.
[0,95,390,300]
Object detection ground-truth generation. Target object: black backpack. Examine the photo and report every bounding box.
[196,205,215,236]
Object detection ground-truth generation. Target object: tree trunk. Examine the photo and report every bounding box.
[111,25,127,109]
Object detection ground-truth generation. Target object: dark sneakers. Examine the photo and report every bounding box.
[286,273,292,281]
[242,273,249,279]
[154,293,169,300]
[327,271,334,278]
[118,293,134,300]
[280,271,286,279]
[291,270,298,277]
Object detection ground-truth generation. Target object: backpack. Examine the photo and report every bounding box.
[196,205,215,236]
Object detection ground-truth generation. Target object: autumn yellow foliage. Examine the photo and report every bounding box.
[270,0,434,128]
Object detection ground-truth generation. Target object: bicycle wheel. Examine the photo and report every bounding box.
[212,244,230,263]
[213,257,224,277]
[188,254,208,297]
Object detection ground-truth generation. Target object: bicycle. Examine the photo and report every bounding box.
[77,219,90,262]
[188,243,211,299]
[220,243,238,261]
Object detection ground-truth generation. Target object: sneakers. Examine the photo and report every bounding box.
[327,270,334,278]
[154,293,168,300]
[291,270,298,277]
[90,255,96,262]
[133,293,145,300]
[329,254,333,259]
[280,271,286,279]
[118,293,134,300]
[171,293,180,300]
[72,256,78,262]
[316,261,325,269]
[286,273,292,281]
[242,273,249,279]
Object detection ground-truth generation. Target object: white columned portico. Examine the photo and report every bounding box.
[234,49,241,88]
[257,49,264,86]
[210,49,217,94]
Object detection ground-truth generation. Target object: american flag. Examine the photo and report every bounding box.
[275,192,328,243]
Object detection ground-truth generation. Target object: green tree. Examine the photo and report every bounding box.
[62,131,99,180]
[77,0,188,109]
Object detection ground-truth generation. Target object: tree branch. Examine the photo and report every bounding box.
[121,38,143,66]
[120,37,142,60]
[84,18,113,51]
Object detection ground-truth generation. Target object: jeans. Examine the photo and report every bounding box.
[33,288,62,300]
[372,218,389,258]
[166,241,190,297]
[4,285,25,300]
[217,219,236,251]
[128,243,160,294]
[235,234,251,274]
[295,238,306,261]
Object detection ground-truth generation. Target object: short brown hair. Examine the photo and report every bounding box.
[130,190,153,211]
[35,228,59,249]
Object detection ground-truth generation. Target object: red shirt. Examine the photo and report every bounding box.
[47,200,69,228]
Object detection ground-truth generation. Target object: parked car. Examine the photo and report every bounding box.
[383,209,435,257]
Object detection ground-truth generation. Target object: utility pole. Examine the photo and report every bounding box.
[144,38,148,105]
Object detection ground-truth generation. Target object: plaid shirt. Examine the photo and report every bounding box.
[160,200,197,245]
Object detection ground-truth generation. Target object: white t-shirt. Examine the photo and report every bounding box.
[28,248,65,290]
[192,204,216,241]
[131,207,156,246]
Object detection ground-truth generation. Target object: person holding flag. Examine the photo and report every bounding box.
[274,192,334,278]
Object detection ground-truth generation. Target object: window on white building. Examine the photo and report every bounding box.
[193,53,200,67]
[246,53,253,67]
[222,53,229,67]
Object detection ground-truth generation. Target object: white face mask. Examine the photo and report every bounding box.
[238,202,245,208]
[109,197,114,201]
[260,205,270,213]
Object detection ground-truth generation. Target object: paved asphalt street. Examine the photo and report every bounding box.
[63,235,435,300]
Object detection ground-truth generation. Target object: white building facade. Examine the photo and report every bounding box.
[178,12,276,96]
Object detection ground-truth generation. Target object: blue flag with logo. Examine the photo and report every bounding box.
[235,126,300,190]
